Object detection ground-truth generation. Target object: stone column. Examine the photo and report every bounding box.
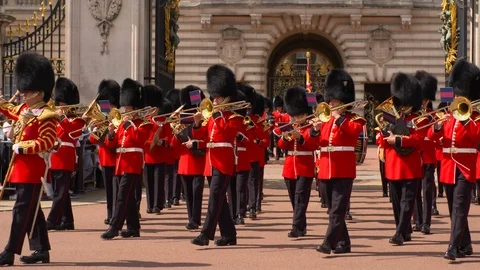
[64,0,146,103]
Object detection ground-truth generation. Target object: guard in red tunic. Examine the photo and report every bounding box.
[272,96,285,160]
[427,59,480,260]
[0,52,58,266]
[47,77,86,231]
[141,85,166,214]
[412,70,438,235]
[378,73,427,246]
[173,85,206,229]
[89,79,120,225]
[277,86,317,238]
[165,89,183,206]
[190,65,243,246]
[101,79,152,239]
[311,69,366,254]
[375,126,388,198]
[432,102,448,215]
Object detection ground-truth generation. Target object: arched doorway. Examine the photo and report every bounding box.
[267,33,344,98]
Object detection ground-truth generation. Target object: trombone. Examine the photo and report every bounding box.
[316,100,369,122]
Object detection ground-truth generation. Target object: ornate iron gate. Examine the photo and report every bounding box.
[269,75,326,98]
[2,0,65,99]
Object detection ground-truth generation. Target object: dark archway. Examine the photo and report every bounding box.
[267,32,344,98]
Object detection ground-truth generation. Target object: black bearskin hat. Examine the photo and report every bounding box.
[391,72,422,112]
[273,96,284,108]
[284,86,312,116]
[143,85,164,109]
[251,93,265,115]
[448,58,480,100]
[206,65,237,99]
[120,78,145,109]
[316,93,324,103]
[264,96,273,111]
[236,91,248,117]
[414,70,437,101]
[14,52,55,102]
[97,79,120,108]
[438,102,448,109]
[161,98,174,114]
[324,69,355,104]
[180,85,205,110]
[54,77,79,106]
[166,89,181,109]
[237,83,256,105]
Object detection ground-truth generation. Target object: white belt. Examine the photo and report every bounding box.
[288,151,313,156]
[442,147,477,154]
[61,142,75,148]
[116,147,144,154]
[207,142,233,148]
[320,146,355,152]
[237,147,247,151]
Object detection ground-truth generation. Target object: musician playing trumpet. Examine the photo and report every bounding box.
[311,69,366,255]
[47,77,86,231]
[427,59,480,261]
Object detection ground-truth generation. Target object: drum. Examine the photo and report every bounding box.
[355,125,368,165]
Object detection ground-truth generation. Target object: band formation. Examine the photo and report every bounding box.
[0,51,479,266]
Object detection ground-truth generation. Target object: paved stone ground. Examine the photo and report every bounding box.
[1,146,479,269]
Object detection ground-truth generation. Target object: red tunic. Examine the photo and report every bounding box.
[172,126,206,176]
[235,123,255,172]
[428,113,480,184]
[89,136,116,167]
[278,125,317,179]
[378,114,428,180]
[50,117,85,172]
[143,115,173,164]
[105,118,152,175]
[191,110,243,177]
[248,114,270,167]
[420,109,437,165]
[312,113,366,180]
[272,110,282,127]
[0,101,59,184]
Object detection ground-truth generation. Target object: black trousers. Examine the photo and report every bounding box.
[321,178,353,248]
[227,170,249,218]
[413,164,435,226]
[320,180,332,209]
[102,166,115,219]
[284,176,313,231]
[143,163,165,210]
[47,170,74,225]
[258,166,264,207]
[135,173,142,212]
[437,161,444,195]
[445,169,473,248]
[379,160,388,195]
[5,183,50,255]
[390,179,418,237]
[202,168,236,240]
[110,173,141,230]
[172,160,182,200]
[112,175,120,215]
[181,175,204,225]
[165,163,175,202]
[248,162,260,211]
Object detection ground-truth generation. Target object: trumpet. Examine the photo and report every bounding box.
[412,96,473,130]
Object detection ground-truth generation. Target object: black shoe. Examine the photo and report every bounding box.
[165,200,172,209]
[383,192,388,197]
[138,212,142,219]
[248,209,257,219]
[432,208,440,215]
[345,212,352,220]
[55,222,74,230]
[316,242,332,254]
[404,234,412,242]
[256,205,262,213]
[186,222,199,230]
[46,221,55,231]
[333,243,351,254]
[461,244,473,256]
[444,245,457,261]
[215,236,237,246]
[120,229,140,238]
[173,198,180,206]
[180,193,186,201]
[152,207,161,214]
[421,224,431,234]
[288,227,302,238]
[104,218,111,225]
[389,234,404,245]
[438,193,443,198]
[19,251,50,264]
[146,208,154,214]
[457,248,466,258]
[191,233,209,246]
[321,203,327,208]
[471,196,477,204]
[412,224,422,232]
[101,227,119,240]
[0,250,14,266]
[235,215,245,225]
[300,227,307,237]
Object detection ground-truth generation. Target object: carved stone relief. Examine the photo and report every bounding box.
[366,26,395,66]
[216,27,247,65]
[87,0,122,55]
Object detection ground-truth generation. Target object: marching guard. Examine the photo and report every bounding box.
[190,65,243,246]
[427,59,480,260]
[312,69,366,254]
[0,52,58,266]
[47,77,86,231]
[101,79,152,239]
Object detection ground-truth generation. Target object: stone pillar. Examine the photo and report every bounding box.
[0,9,16,94]
[65,0,146,103]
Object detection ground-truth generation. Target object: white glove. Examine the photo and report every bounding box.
[12,143,20,154]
